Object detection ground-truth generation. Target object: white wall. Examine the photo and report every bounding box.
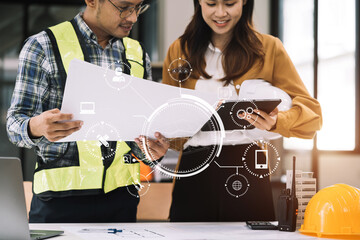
[318,153,360,189]
[158,0,194,61]
[283,151,360,190]
[253,0,270,34]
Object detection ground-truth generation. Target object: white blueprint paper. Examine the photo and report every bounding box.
[58,59,218,142]
[61,223,317,240]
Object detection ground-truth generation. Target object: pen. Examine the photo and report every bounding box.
[80,228,123,234]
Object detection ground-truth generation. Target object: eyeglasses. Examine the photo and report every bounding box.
[107,0,150,19]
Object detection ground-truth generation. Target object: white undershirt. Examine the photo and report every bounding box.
[185,44,256,147]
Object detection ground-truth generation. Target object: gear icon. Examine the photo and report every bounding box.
[230,100,259,129]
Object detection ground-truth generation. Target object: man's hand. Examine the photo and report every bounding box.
[241,108,279,131]
[135,132,170,161]
[28,108,83,142]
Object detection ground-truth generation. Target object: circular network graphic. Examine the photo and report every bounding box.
[141,94,225,178]
[167,58,193,83]
[242,140,281,179]
[225,173,250,198]
[126,173,151,198]
[82,121,121,160]
[229,100,259,130]
[104,60,133,91]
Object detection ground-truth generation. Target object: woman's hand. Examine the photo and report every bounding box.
[216,100,225,110]
[135,132,170,161]
[241,108,279,131]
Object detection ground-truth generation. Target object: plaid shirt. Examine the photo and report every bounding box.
[7,13,151,164]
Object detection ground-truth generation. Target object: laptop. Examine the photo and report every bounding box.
[79,102,95,115]
[0,157,64,240]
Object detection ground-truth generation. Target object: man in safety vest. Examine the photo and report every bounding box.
[6,0,169,223]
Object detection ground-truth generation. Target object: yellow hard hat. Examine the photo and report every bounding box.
[300,184,360,239]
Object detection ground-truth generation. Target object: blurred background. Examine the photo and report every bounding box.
[0,0,359,193]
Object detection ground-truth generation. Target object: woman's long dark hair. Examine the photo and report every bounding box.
[181,0,264,85]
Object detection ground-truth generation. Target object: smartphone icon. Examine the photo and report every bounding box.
[255,150,268,169]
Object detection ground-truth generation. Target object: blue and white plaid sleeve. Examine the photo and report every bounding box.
[6,36,50,149]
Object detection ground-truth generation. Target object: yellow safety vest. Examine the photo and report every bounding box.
[33,20,146,197]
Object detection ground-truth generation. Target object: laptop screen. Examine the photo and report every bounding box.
[0,157,63,240]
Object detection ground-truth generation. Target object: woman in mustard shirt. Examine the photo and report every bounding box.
[162,0,322,221]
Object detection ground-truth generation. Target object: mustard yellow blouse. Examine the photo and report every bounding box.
[162,34,322,139]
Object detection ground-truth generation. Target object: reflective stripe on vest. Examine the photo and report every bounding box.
[33,21,145,196]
